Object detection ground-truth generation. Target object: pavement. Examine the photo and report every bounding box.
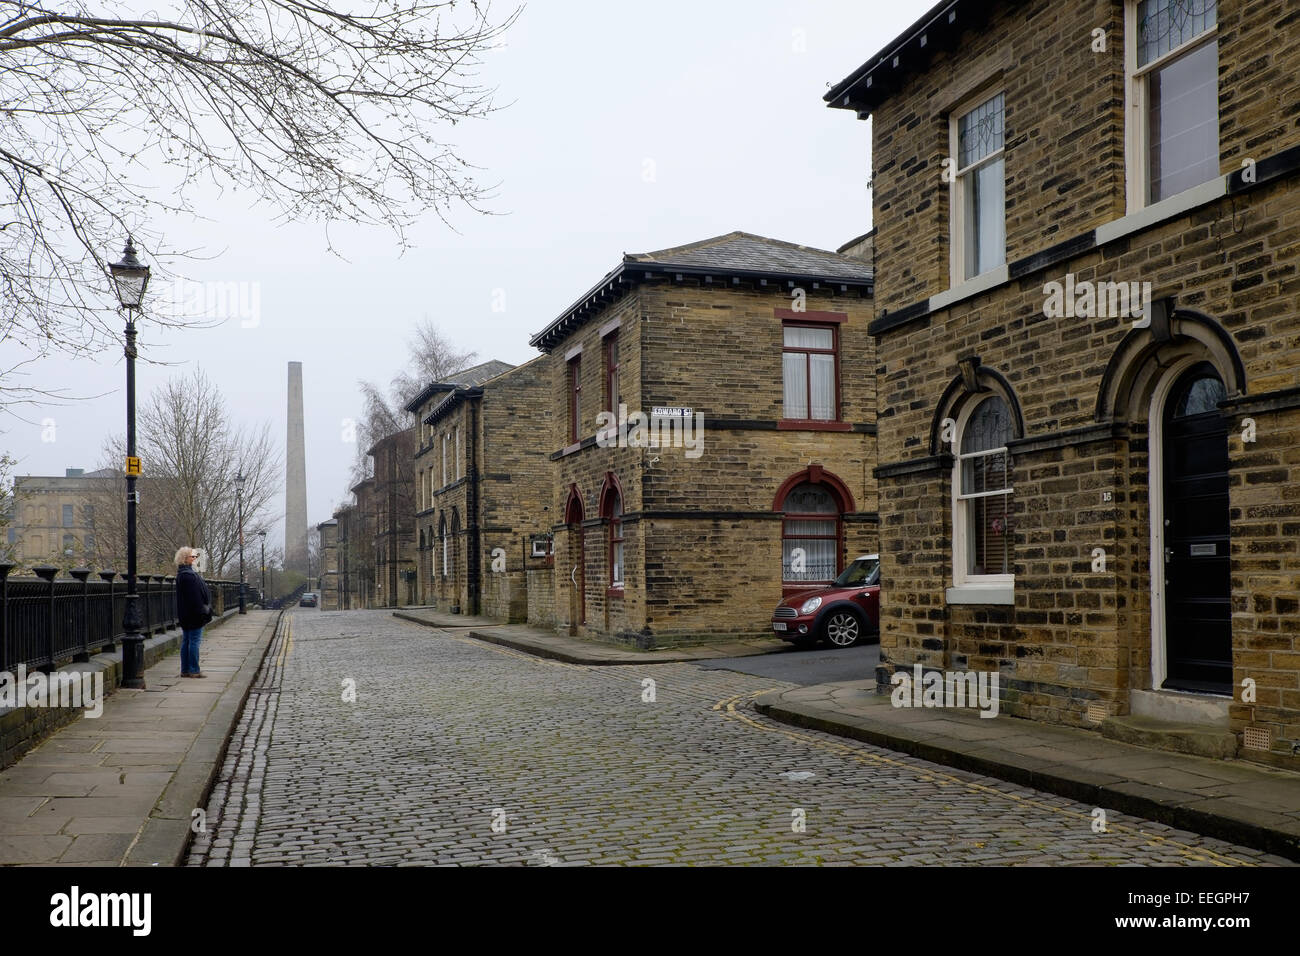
[0,609,279,866]
[755,679,1300,862]
[394,609,790,664]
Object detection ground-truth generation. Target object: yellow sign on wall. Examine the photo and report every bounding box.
[125,456,141,475]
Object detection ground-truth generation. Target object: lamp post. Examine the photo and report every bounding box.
[257,529,267,606]
[109,237,150,690]
[235,473,247,613]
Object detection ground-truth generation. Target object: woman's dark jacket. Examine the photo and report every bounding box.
[176,564,213,630]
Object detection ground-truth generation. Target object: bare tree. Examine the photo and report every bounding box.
[87,367,281,576]
[349,318,476,485]
[390,318,480,402]
[0,451,18,562]
[0,0,518,406]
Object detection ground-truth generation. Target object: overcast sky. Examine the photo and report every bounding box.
[4,0,933,553]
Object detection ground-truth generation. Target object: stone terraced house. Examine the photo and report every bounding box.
[406,359,549,619]
[827,0,1300,765]
[526,231,876,648]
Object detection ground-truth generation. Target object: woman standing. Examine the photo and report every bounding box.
[175,546,213,678]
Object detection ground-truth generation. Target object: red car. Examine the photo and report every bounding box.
[771,554,880,648]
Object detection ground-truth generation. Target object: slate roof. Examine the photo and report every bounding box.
[402,359,516,413]
[530,231,873,352]
[627,232,873,281]
[445,359,515,387]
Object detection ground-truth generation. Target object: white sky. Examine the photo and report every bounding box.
[4,0,933,553]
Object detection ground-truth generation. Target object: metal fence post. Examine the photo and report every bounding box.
[32,565,58,672]
[69,567,91,662]
[99,571,118,652]
[0,563,12,674]
[138,573,152,636]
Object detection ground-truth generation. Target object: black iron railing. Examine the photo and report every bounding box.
[0,564,241,673]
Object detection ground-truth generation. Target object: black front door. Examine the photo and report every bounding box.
[1162,363,1231,694]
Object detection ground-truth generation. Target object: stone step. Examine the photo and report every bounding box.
[1100,713,1237,760]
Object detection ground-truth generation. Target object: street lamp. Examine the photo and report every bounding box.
[109,236,150,689]
[235,473,247,614]
[257,529,267,607]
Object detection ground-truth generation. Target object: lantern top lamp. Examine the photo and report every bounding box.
[235,473,246,490]
[109,236,150,310]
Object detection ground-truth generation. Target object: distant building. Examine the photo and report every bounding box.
[317,518,339,610]
[405,359,519,610]
[10,468,117,567]
[408,358,550,620]
[368,428,417,607]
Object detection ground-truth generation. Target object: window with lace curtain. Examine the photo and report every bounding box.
[781,482,841,584]
[782,324,839,422]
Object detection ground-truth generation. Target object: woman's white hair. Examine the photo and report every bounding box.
[175,545,197,566]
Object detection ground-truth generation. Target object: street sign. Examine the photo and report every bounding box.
[125,456,141,475]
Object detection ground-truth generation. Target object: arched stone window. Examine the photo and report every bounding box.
[438,513,448,579]
[954,394,1014,583]
[774,466,854,587]
[599,473,624,590]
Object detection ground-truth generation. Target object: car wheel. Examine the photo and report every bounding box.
[822,609,864,648]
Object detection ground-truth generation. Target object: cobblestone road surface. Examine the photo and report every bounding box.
[187,610,1290,866]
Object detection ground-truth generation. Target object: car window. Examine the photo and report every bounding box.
[834,558,879,587]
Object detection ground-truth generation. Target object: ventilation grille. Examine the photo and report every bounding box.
[1087,702,1108,725]
[1243,726,1272,752]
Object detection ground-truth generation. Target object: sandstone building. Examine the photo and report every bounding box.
[9,468,116,566]
[527,232,876,647]
[828,0,1300,763]
[408,359,550,620]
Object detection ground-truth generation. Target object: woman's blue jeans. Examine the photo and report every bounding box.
[181,627,204,674]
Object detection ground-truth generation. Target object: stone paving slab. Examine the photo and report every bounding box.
[755,678,1300,862]
[0,610,280,866]
[394,610,791,664]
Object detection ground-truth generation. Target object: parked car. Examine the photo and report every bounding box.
[299,593,318,607]
[771,554,880,648]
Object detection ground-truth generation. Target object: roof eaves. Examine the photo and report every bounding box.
[826,0,974,115]
[528,260,872,352]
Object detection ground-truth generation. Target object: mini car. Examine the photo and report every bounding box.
[770,554,880,648]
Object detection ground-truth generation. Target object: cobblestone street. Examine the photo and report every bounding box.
[187,611,1291,866]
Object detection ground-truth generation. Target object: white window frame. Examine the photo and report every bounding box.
[950,395,1015,596]
[1124,0,1219,213]
[949,87,1006,288]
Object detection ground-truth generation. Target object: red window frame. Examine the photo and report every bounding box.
[568,355,582,444]
[780,318,846,430]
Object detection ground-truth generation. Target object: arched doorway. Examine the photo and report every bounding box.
[564,485,585,633]
[1152,360,1231,694]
